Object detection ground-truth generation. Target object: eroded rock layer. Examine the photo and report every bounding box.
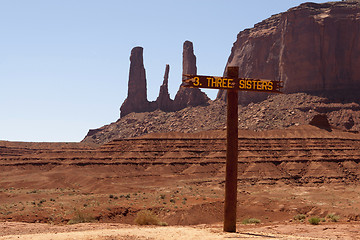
[2,126,360,186]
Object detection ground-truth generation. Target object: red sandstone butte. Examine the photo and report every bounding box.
[217,2,360,104]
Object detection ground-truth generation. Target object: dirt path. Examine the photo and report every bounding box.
[1,222,360,240]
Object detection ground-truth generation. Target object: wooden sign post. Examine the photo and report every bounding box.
[183,66,282,232]
[223,66,239,232]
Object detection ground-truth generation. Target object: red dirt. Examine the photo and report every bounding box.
[1,125,360,238]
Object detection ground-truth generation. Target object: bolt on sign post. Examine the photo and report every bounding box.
[183,66,283,232]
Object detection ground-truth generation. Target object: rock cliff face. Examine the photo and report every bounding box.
[120,41,209,117]
[217,1,360,105]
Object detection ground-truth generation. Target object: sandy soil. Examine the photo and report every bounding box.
[1,222,360,240]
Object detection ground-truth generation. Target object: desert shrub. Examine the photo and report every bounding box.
[242,218,261,224]
[68,209,95,225]
[327,213,340,222]
[134,210,163,226]
[308,217,321,225]
[159,221,168,226]
[293,214,306,221]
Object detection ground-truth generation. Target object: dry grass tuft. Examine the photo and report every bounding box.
[134,210,167,226]
[68,209,96,225]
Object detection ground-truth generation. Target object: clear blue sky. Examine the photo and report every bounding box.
[0,0,329,142]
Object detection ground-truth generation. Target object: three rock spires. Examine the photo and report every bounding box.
[120,41,209,118]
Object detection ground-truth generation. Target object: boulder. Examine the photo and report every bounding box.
[309,114,332,131]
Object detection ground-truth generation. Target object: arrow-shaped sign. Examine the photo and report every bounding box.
[182,74,283,93]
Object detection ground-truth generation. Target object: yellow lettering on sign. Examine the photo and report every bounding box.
[211,78,216,87]
[221,78,226,88]
[262,81,268,90]
[239,79,245,89]
[193,77,200,86]
[251,80,257,89]
[216,78,222,88]
[256,81,262,90]
[188,75,277,91]
[227,78,234,88]
[207,77,212,87]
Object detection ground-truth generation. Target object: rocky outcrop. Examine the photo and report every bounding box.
[217,1,360,105]
[120,41,209,117]
[83,92,360,144]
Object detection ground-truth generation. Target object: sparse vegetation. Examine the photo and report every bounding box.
[308,217,321,225]
[134,210,167,226]
[327,213,340,222]
[67,209,96,225]
[242,218,261,224]
[294,214,306,221]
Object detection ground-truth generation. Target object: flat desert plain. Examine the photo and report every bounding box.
[1,125,360,239]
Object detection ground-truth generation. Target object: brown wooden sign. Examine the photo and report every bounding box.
[182,74,283,93]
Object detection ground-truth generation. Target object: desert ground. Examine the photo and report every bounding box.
[1,125,360,239]
[1,221,360,239]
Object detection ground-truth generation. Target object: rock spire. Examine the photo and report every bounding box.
[156,64,173,111]
[173,41,209,110]
[120,47,153,118]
